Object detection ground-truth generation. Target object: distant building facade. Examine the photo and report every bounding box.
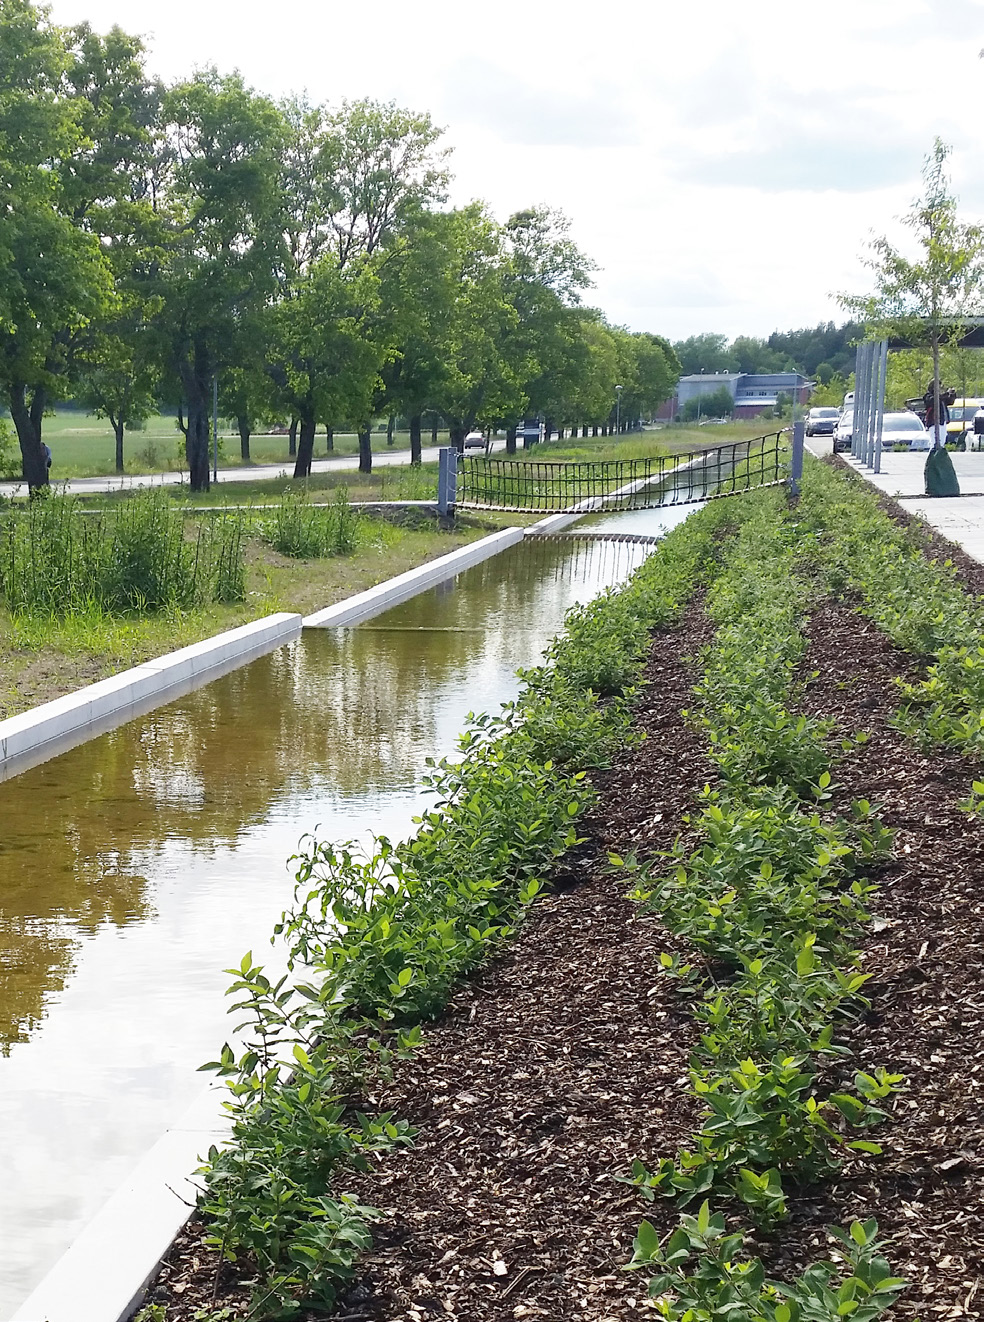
[657,371,812,420]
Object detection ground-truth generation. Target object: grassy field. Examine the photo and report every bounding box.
[0,506,521,721]
[28,410,437,479]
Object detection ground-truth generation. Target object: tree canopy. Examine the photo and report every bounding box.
[0,2,680,489]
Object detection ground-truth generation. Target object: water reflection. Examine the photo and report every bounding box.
[0,529,665,1316]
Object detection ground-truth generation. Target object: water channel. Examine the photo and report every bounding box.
[0,505,696,1316]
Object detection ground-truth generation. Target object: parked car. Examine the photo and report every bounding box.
[945,397,984,448]
[463,431,486,449]
[882,411,931,450]
[833,411,854,451]
[806,407,840,436]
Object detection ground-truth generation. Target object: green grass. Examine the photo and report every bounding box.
[0,510,518,721]
[525,421,772,464]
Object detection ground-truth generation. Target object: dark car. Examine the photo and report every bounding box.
[806,407,840,436]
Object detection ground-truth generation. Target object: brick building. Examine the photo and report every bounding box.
[657,371,812,420]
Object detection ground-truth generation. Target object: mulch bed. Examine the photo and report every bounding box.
[764,601,984,1319]
[145,583,984,1322]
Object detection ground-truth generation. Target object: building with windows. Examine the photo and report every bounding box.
[657,371,812,420]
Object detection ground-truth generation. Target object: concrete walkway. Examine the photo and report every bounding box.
[807,436,984,566]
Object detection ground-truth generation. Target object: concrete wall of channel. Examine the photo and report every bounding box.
[0,614,303,785]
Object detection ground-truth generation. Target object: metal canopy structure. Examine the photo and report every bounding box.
[852,319,984,474]
[887,318,984,350]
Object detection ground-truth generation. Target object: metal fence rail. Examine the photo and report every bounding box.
[456,432,787,512]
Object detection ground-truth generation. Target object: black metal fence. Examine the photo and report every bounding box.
[456,432,787,512]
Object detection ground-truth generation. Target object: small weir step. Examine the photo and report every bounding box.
[526,530,662,545]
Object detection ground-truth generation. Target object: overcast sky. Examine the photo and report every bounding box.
[47,0,984,341]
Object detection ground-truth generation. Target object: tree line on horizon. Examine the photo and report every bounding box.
[0,0,679,492]
[672,323,863,384]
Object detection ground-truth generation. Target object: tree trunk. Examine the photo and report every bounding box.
[543,417,554,444]
[238,414,251,463]
[409,414,422,465]
[592,425,598,437]
[431,416,439,445]
[581,424,588,437]
[358,425,372,473]
[9,382,49,490]
[386,413,395,446]
[112,414,125,473]
[326,425,333,453]
[293,414,316,478]
[177,359,211,490]
[505,425,517,455]
[449,423,465,454]
[288,417,298,458]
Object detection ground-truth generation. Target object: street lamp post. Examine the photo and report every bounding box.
[615,384,623,434]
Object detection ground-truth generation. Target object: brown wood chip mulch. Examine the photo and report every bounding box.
[146,587,984,1322]
[763,601,984,1320]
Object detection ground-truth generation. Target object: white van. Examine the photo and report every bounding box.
[843,391,855,407]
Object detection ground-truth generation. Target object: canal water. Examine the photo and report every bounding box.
[0,507,694,1316]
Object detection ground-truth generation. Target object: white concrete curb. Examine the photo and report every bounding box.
[0,613,302,783]
[10,1087,231,1322]
[303,527,525,627]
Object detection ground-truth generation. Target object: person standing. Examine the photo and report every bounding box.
[923,381,952,449]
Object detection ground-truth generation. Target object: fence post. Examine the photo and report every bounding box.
[437,446,457,515]
[789,420,805,497]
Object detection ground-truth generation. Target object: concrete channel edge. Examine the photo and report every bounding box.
[0,613,304,785]
[302,525,526,627]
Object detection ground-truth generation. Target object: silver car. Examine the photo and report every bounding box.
[881,411,931,451]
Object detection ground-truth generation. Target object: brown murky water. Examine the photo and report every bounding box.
[0,512,694,1315]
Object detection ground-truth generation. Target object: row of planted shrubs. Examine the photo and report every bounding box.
[612,493,906,1318]
[0,489,367,618]
[798,458,984,782]
[187,505,730,1317]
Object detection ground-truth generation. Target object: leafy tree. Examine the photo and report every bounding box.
[74,315,158,472]
[841,138,984,443]
[809,372,853,408]
[152,70,286,490]
[273,97,446,477]
[672,332,734,376]
[679,384,733,421]
[0,0,113,488]
[424,208,528,447]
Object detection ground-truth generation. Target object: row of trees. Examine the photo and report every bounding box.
[0,1,679,491]
[673,322,862,383]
